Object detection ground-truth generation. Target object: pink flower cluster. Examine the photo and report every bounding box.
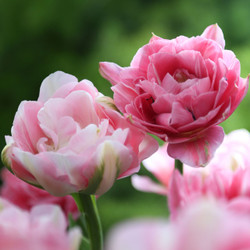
[100,24,248,167]
[0,23,249,249]
[0,198,82,250]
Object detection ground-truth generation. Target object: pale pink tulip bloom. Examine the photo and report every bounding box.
[0,169,79,219]
[169,129,250,218]
[105,198,250,250]
[2,71,158,196]
[0,198,82,250]
[100,24,249,167]
[132,129,250,219]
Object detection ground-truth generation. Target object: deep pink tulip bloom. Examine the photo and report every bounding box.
[1,71,158,196]
[100,24,249,167]
[0,198,82,250]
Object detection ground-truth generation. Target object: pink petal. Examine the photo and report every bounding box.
[230,75,249,112]
[152,93,176,113]
[139,80,166,99]
[99,62,123,86]
[131,175,168,195]
[176,104,223,133]
[130,40,167,70]
[223,50,239,71]
[38,71,78,103]
[12,101,44,153]
[112,83,138,113]
[168,170,185,219]
[167,126,224,167]
[170,102,194,127]
[148,53,177,83]
[11,148,85,196]
[11,154,39,186]
[201,24,225,48]
[227,197,250,215]
[137,133,159,163]
[177,50,207,78]
[161,74,181,95]
[143,144,174,187]
[62,124,99,154]
[192,91,217,118]
[94,141,134,195]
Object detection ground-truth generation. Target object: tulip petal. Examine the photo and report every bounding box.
[12,101,44,153]
[94,141,133,195]
[112,83,138,113]
[168,170,184,218]
[201,24,225,48]
[11,148,85,196]
[99,62,123,86]
[167,126,224,167]
[143,143,174,187]
[38,71,78,103]
[131,175,168,195]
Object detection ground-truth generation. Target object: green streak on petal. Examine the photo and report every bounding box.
[83,163,104,195]
[96,96,119,112]
[1,144,13,173]
[204,140,210,162]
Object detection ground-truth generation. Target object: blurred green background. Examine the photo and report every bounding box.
[1,0,250,236]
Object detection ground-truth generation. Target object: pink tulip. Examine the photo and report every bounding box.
[0,198,82,250]
[0,169,79,219]
[1,71,158,196]
[132,129,250,219]
[169,129,250,218]
[100,24,249,167]
[105,198,250,250]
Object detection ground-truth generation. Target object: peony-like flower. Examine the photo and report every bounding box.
[0,169,79,219]
[105,198,250,250]
[132,129,250,218]
[1,71,158,196]
[100,24,249,167]
[0,198,82,250]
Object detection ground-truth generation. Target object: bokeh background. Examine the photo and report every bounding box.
[1,0,250,236]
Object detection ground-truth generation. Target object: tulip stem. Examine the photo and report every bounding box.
[72,193,103,250]
[175,159,183,174]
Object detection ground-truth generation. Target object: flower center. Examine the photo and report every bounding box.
[173,69,189,83]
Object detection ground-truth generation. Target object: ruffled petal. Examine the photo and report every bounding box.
[167,126,224,167]
[38,71,78,103]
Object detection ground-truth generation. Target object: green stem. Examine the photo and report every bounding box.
[72,193,103,250]
[175,159,183,174]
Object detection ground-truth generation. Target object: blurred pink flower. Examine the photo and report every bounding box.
[0,169,79,219]
[1,71,158,196]
[132,129,250,218]
[169,129,250,218]
[105,198,250,250]
[100,24,248,167]
[0,198,82,250]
